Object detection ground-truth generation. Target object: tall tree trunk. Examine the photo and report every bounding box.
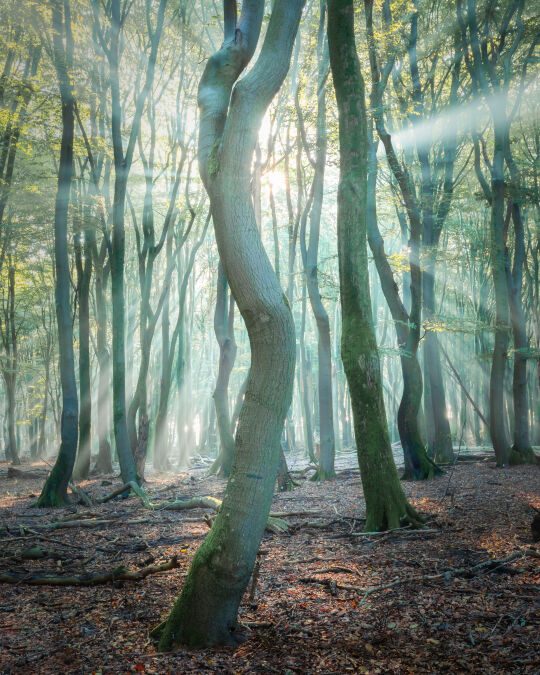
[299,278,316,462]
[38,338,50,459]
[301,6,335,480]
[36,0,78,506]
[328,0,422,529]
[154,231,172,471]
[94,247,113,473]
[73,227,92,480]
[364,0,441,480]
[505,144,535,464]
[104,0,166,484]
[488,123,511,465]
[209,264,237,476]
[4,372,18,465]
[156,0,301,650]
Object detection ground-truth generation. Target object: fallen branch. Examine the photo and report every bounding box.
[312,566,361,577]
[6,467,47,480]
[300,552,528,605]
[0,518,149,535]
[0,556,179,586]
[97,481,152,508]
[349,527,439,538]
[69,482,93,507]
[97,487,292,534]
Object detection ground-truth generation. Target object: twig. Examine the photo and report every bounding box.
[350,526,440,537]
[19,528,87,551]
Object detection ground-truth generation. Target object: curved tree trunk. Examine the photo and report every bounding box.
[105,0,166,484]
[327,0,422,530]
[157,0,301,650]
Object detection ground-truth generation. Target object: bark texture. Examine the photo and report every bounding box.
[157,0,302,649]
[36,0,79,507]
[327,0,422,530]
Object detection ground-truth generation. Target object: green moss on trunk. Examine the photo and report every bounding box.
[509,445,536,466]
[327,0,423,532]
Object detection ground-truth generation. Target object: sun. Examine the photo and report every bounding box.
[265,170,286,192]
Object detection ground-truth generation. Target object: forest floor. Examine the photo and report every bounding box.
[0,453,538,674]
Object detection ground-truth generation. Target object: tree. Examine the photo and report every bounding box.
[327,0,422,530]
[155,0,303,650]
[93,0,167,483]
[299,1,336,480]
[208,263,237,477]
[364,0,442,480]
[457,0,537,465]
[36,0,79,507]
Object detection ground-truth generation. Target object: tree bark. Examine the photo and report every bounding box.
[300,5,335,480]
[157,0,301,650]
[73,225,92,480]
[36,0,78,506]
[208,264,237,477]
[364,0,441,480]
[328,0,422,529]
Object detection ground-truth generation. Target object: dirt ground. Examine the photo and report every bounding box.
[0,455,538,674]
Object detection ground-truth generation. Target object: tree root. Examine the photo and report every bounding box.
[0,556,179,586]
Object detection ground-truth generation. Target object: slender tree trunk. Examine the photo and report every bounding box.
[4,373,18,464]
[154,232,172,471]
[301,9,335,480]
[489,124,511,465]
[328,0,422,529]
[299,278,316,462]
[36,0,78,506]
[505,147,535,464]
[364,0,441,480]
[105,0,166,484]
[73,228,92,480]
[94,250,113,473]
[209,265,237,476]
[38,344,50,459]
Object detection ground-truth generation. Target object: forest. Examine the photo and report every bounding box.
[0,0,538,672]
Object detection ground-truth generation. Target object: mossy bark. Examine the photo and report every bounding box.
[327,0,422,530]
[398,353,442,481]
